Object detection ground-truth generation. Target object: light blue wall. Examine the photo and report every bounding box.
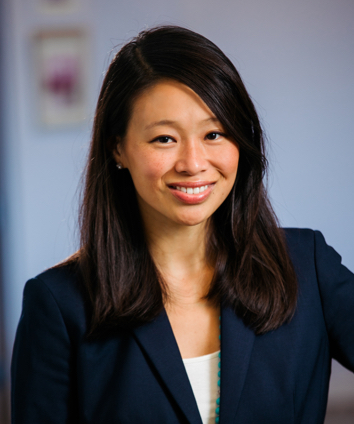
[91,0,354,267]
[2,0,353,400]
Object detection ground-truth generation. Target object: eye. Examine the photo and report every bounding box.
[151,136,175,144]
[205,132,225,141]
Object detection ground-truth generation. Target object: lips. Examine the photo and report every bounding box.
[168,182,215,204]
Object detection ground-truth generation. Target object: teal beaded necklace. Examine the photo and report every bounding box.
[215,316,221,423]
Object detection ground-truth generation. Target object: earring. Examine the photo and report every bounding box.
[116,163,123,170]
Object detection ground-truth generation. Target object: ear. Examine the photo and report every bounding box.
[112,137,124,167]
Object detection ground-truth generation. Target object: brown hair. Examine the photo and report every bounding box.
[71,25,297,335]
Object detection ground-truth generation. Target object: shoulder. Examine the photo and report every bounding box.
[281,227,348,293]
[31,261,82,298]
[282,227,335,263]
[282,227,319,247]
[23,261,88,338]
[282,228,353,310]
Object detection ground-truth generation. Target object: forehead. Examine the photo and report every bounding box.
[127,80,220,131]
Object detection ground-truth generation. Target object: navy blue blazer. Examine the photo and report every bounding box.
[11,229,354,423]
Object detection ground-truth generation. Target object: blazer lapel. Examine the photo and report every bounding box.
[219,306,256,423]
[133,310,203,424]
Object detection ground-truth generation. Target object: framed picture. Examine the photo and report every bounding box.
[34,29,89,127]
[37,0,80,14]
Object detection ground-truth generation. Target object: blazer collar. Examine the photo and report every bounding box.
[133,306,255,424]
[133,309,203,424]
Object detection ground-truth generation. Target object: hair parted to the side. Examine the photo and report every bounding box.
[69,25,297,335]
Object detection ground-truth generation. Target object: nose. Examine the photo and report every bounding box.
[174,139,208,175]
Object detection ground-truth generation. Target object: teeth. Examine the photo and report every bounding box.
[175,185,209,194]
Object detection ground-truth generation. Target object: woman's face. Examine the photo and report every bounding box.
[113,80,240,229]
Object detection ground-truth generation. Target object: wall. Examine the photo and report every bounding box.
[2,0,353,416]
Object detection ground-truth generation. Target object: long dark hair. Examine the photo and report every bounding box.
[72,25,297,335]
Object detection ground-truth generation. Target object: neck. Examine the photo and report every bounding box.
[144,217,214,307]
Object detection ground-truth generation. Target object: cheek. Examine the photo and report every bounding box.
[127,150,170,185]
[220,145,240,177]
[226,156,239,175]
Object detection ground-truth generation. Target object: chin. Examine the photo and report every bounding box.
[173,212,210,227]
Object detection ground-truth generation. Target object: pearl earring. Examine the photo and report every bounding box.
[116,163,123,170]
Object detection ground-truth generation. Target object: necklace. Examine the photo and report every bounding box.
[215,316,221,423]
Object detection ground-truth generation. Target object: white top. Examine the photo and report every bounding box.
[183,351,220,424]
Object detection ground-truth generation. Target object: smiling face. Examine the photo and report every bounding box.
[113,80,240,230]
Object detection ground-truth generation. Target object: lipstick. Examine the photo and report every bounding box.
[168,182,215,204]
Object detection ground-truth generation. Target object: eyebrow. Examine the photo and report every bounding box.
[144,117,221,131]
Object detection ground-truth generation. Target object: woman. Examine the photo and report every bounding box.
[11,26,354,424]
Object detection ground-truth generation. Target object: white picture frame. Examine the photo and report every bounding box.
[37,0,80,15]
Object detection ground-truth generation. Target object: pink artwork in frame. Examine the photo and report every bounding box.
[34,30,89,126]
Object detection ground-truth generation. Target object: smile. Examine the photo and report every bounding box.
[174,185,210,194]
[168,182,215,204]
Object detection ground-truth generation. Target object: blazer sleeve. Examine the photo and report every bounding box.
[11,277,77,423]
[314,230,354,371]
